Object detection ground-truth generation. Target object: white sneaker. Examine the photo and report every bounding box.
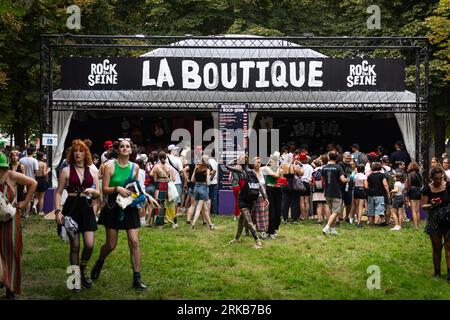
[331,228,339,235]
[30,206,37,215]
[261,232,267,240]
[209,224,216,230]
[269,234,276,240]
[349,217,354,224]
[38,211,45,216]
[322,225,330,235]
[172,223,178,229]
[390,226,401,231]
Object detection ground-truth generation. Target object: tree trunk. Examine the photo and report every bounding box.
[13,124,25,149]
[434,116,446,158]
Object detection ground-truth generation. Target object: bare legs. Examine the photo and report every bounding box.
[410,200,421,229]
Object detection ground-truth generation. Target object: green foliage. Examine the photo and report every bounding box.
[0,0,448,143]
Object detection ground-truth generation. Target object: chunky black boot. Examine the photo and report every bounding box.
[434,268,441,279]
[90,259,104,281]
[81,268,93,289]
[132,272,148,291]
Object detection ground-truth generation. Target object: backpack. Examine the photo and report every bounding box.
[382,167,396,191]
[311,168,324,192]
[242,170,261,202]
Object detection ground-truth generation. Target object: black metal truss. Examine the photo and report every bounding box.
[40,34,430,172]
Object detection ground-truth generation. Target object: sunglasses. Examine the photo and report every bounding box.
[118,138,131,142]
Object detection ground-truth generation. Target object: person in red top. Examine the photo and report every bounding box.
[54,139,100,291]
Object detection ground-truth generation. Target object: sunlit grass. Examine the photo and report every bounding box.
[19,215,450,300]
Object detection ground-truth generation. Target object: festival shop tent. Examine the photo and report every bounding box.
[51,35,417,185]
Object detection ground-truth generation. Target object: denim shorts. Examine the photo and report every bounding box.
[392,195,404,209]
[368,196,385,216]
[194,184,209,201]
[175,183,182,204]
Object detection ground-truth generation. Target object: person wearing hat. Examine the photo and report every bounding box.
[0,152,37,299]
[101,141,113,164]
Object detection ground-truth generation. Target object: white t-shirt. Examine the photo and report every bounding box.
[354,172,367,187]
[446,169,450,182]
[208,158,218,185]
[138,168,146,191]
[19,156,39,179]
[167,154,183,185]
[301,164,313,183]
[365,163,372,176]
[394,181,405,196]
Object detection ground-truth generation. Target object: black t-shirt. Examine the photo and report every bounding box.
[322,164,345,198]
[407,171,422,188]
[367,172,387,197]
[390,150,411,166]
[422,182,450,207]
[338,161,352,178]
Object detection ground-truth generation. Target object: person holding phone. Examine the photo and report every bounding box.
[421,166,450,282]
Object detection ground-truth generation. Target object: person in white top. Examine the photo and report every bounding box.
[208,151,219,215]
[167,144,184,216]
[442,158,450,182]
[298,153,313,220]
[353,164,368,227]
[19,146,39,215]
[390,171,406,231]
[251,156,269,239]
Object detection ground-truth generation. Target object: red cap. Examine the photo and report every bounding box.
[299,153,308,161]
[104,140,113,149]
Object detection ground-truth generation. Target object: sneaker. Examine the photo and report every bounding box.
[30,206,37,215]
[38,211,45,216]
[269,234,276,240]
[355,223,363,228]
[228,239,240,244]
[282,219,288,224]
[172,223,178,230]
[254,240,263,249]
[349,217,354,224]
[292,220,299,224]
[322,225,330,235]
[331,228,338,235]
[260,232,267,240]
[209,224,216,230]
[390,226,401,231]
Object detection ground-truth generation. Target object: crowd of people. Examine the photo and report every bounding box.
[0,138,449,299]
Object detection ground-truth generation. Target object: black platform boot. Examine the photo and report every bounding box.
[80,261,93,288]
[132,272,148,291]
[434,268,441,279]
[90,259,104,281]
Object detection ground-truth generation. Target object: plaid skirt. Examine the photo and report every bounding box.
[251,196,269,232]
[155,181,168,201]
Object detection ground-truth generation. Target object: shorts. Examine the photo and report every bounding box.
[392,195,404,209]
[326,197,343,214]
[342,189,352,206]
[175,183,182,204]
[145,184,155,197]
[188,186,194,197]
[299,181,311,196]
[367,196,385,216]
[407,187,422,200]
[353,187,367,199]
[36,176,49,193]
[193,184,209,201]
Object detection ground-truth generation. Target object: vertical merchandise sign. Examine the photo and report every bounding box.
[218,103,249,190]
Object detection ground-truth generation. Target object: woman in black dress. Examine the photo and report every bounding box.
[54,139,100,290]
[421,166,450,282]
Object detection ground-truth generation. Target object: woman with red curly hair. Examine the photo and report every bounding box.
[54,139,100,291]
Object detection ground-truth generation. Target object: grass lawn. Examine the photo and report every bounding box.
[19,215,450,300]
